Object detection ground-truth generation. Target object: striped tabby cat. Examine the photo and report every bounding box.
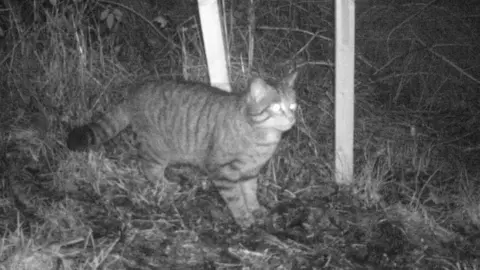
[67,72,298,228]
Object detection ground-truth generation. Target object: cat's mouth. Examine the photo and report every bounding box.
[274,122,295,131]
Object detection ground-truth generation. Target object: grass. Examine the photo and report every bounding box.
[1,0,480,269]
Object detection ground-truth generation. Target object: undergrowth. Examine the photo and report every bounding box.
[1,0,480,269]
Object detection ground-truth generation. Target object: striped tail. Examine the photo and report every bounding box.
[67,104,131,151]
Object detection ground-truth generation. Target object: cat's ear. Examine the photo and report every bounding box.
[282,71,298,89]
[248,78,269,103]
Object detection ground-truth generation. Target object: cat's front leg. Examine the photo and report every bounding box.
[238,176,267,222]
[212,176,265,229]
[140,159,180,200]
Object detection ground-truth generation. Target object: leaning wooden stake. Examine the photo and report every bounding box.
[197,0,231,92]
[334,0,355,185]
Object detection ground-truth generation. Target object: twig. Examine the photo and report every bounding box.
[373,72,441,82]
[415,36,480,85]
[297,61,333,68]
[292,30,323,60]
[258,26,332,42]
[356,53,378,72]
[386,0,438,57]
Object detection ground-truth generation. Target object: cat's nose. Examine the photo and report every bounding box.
[285,113,295,124]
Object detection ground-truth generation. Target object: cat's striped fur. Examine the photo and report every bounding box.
[67,73,298,228]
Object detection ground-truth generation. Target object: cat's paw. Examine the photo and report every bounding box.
[235,215,256,229]
[234,207,268,229]
[252,206,268,225]
[155,180,180,201]
[164,181,181,194]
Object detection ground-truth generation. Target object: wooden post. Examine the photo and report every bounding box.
[334,0,355,185]
[197,0,231,92]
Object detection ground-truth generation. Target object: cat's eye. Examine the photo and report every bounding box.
[270,103,282,112]
[289,103,297,110]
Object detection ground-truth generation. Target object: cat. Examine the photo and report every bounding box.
[67,72,298,228]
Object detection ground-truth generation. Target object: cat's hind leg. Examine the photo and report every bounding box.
[139,143,179,195]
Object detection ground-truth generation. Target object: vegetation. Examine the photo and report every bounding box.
[1,0,479,269]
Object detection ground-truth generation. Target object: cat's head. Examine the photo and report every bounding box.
[246,72,298,131]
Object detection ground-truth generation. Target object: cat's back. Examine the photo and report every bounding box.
[127,78,240,110]
[126,78,244,131]
[125,78,245,165]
